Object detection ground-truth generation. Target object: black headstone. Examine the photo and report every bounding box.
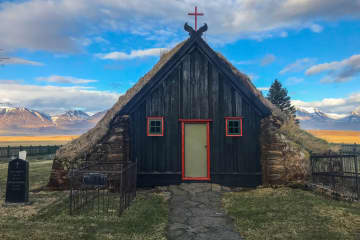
[83,173,107,186]
[5,158,29,203]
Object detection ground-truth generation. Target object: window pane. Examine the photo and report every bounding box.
[227,119,241,135]
[149,118,163,135]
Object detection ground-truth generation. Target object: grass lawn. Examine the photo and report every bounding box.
[0,158,168,240]
[223,187,360,240]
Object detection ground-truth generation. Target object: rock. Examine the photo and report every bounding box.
[211,184,222,192]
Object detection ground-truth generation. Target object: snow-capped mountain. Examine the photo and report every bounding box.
[0,106,54,129]
[0,106,106,135]
[296,107,360,130]
[296,107,332,121]
[88,110,106,123]
[52,110,90,125]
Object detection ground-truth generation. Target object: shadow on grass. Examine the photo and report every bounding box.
[30,191,69,221]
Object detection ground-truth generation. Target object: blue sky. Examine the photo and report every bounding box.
[1,0,360,116]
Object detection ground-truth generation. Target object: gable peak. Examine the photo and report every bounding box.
[184,22,208,38]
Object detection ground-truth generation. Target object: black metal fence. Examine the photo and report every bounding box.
[68,161,137,216]
[339,143,360,154]
[0,145,61,158]
[311,151,359,200]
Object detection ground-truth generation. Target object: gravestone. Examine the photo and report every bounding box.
[83,173,107,187]
[5,157,29,203]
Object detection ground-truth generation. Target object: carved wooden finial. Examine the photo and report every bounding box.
[184,22,195,35]
[184,22,208,37]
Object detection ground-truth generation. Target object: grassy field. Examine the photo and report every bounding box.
[0,135,79,146]
[0,158,168,240]
[224,187,360,240]
[307,130,360,144]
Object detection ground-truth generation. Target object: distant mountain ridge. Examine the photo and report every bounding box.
[0,106,106,136]
[296,107,360,130]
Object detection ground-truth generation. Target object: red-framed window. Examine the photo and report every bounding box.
[147,117,164,136]
[225,117,243,137]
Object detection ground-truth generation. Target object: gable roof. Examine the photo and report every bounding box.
[54,30,274,164]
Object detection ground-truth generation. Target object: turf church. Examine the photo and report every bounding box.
[49,12,273,188]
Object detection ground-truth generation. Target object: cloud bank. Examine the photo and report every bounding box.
[280,58,316,74]
[36,75,97,84]
[97,48,167,60]
[306,54,360,83]
[0,57,43,66]
[1,0,360,52]
[292,92,360,114]
[0,81,119,114]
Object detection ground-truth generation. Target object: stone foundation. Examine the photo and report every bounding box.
[48,115,130,189]
[260,114,310,185]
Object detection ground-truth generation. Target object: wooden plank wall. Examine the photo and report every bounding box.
[130,47,263,186]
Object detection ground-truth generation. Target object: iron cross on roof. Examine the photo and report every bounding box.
[188,6,204,31]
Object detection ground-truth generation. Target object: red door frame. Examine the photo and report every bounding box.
[179,119,212,181]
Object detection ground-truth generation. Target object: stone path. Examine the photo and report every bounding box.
[165,183,243,240]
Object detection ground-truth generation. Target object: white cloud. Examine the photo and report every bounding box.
[260,54,276,66]
[1,0,360,52]
[248,73,259,81]
[94,36,109,44]
[234,54,276,67]
[326,113,348,119]
[0,82,120,115]
[309,24,323,33]
[258,87,270,91]
[0,57,43,66]
[280,58,316,74]
[280,31,288,38]
[233,60,255,65]
[292,92,360,114]
[97,48,167,60]
[36,75,97,84]
[306,54,360,83]
[286,77,304,85]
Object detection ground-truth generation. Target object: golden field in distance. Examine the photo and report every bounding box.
[0,135,79,146]
[307,130,360,144]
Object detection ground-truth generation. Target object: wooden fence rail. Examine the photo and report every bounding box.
[0,145,62,158]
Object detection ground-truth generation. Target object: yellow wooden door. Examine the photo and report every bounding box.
[184,124,207,178]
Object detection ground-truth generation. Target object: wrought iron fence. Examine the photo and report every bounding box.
[311,152,359,200]
[68,161,137,216]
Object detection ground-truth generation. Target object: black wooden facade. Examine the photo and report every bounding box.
[118,27,271,187]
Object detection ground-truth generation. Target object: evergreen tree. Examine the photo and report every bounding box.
[267,79,297,121]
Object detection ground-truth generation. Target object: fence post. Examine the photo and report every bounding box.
[355,155,359,200]
[69,165,73,216]
[7,145,10,158]
[310,151,314,183]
